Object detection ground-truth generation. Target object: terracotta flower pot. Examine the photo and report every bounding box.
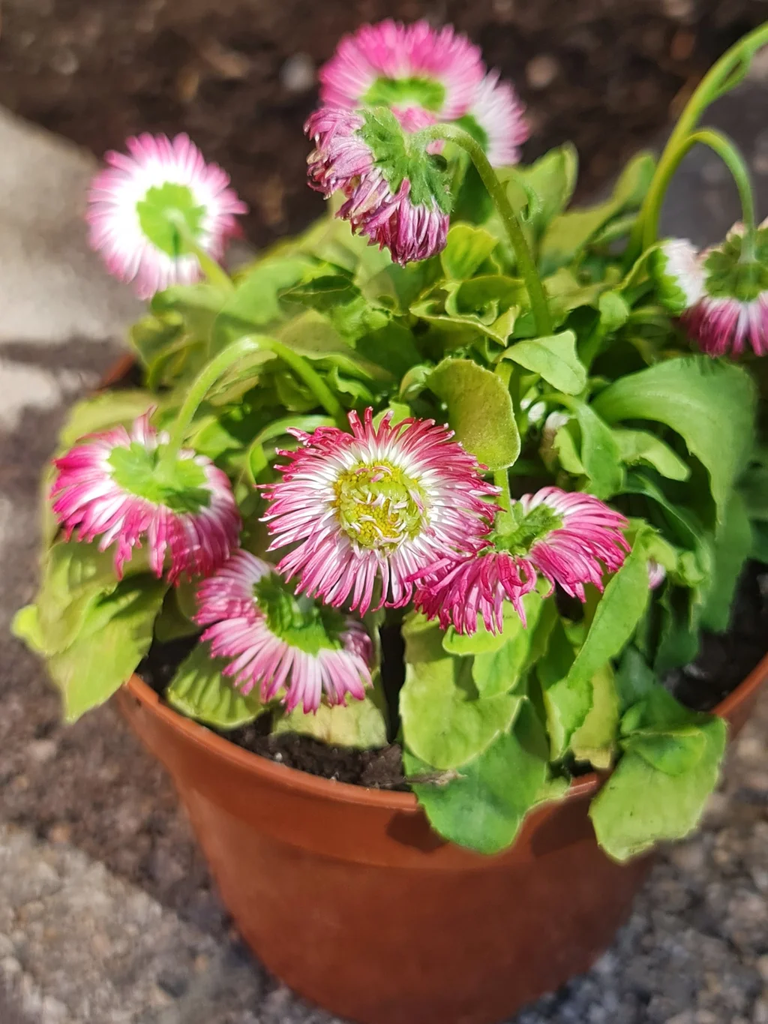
[117,652,768,1024]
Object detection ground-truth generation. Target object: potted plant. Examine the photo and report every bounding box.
[12,19,768,1024]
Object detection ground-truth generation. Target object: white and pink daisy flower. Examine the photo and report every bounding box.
[262,408,498,616]
[517,487,629,601]
[87,133,246,299]
[50,410,240,583]
[317,20,528,168]
[319,20,485,125]
[652,227,768,357]
[196,551,373,713]
[412,486,629,634]
[305,106,451,264]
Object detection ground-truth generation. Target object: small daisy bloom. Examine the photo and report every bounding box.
[413,549,537,635]
[87,133,247,299]
[50,410,240,582]
[652,224,768,357]
[196,551,373,713]
[319,20,484,124]
[305,106,451,264]
[517,487,629,601]
[413,486,628,634]
[262,408,498,616]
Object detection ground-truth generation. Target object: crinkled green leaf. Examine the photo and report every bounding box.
[540,153,655,272]
[57,392,158,451]
[166,641,261,729]
[441,224,499,279]
[615,646,656,713]
[501,330,586,395]
[211,257,314,349]
[428,358,520,470]
[274,674,388,749]
[594,356,757,522]
[504,144,578,234]
[400,655,522,769]
[569,663,619,769]
[48,576,167,722]
[613,428,690,482]
[547,540,651,756]
[406,700,566,855]
[590,711,726,862]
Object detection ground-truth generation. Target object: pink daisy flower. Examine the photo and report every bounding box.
[87,133,246,299]
[317,20,528,168]
[653,227,768,357]
[319,20,485,124]
[413,550,537,635]
[412,486,628,634]
[262,408,498,616]
[305,106,450,264]
[196,551,373,713]
[50,410,240,583]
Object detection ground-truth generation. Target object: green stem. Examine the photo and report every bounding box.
[418,123,553,336]
[167,212,234,292]
[494,360,514,529]
[632,22,768,259]
[160,335,346,467]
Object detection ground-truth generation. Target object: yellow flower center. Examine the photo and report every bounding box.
[333,460,427,553]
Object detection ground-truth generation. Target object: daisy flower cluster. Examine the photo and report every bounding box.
[306,19,529,264]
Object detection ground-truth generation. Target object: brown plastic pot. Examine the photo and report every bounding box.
[117,652,768,1024]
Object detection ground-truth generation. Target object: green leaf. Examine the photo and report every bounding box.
[615,646,656,712]
[569,664,619,769]
[547,540,651,756]
[406,700,566,855]
[593,356,757,522]
[273,675,388,749]
[400,656,522,769]
[211,257,314,349]
[166,641,261,729]
[152,283,231,344]
[540,153,655,272]
[700,491,752,633]
[572,401,624,499]
[48,577,167,722]
[11,605,46,655]
[428,358,520,470]
[625,727,707,776]
[154,588,200,642]
[504,145,578,233]
[613,428,690,482]
[590,713,726,861]
[441,224,498,279]
[501,330,587,395]
[471,593,543,697]
[57,392,156,451]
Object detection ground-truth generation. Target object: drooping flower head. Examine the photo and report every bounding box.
[412,486,629,634]
[87,133,247,299]
[305,106,451,264]
[652,225,768,357]
[317,19,528,168]
[50,410,240,582]
[196,550,373,713]
[262,408,498,616]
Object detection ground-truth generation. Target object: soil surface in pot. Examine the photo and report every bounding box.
[138,561,768,789]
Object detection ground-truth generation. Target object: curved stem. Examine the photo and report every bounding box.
[160,335,346,467]
[418,123,553,336]
[493,360,515,530]
[631,22,768,259]
[166,211,234,292]
[642,129,756,255]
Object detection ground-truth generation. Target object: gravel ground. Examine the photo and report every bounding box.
[0,81,766,1023]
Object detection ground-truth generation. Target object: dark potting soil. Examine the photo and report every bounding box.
[137,562,768,789]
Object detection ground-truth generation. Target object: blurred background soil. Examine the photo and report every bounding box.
[0,0,767,247]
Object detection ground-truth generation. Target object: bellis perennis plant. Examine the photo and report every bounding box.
[14,22,768,863]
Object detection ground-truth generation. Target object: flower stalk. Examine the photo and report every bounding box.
[417,122,553,337]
